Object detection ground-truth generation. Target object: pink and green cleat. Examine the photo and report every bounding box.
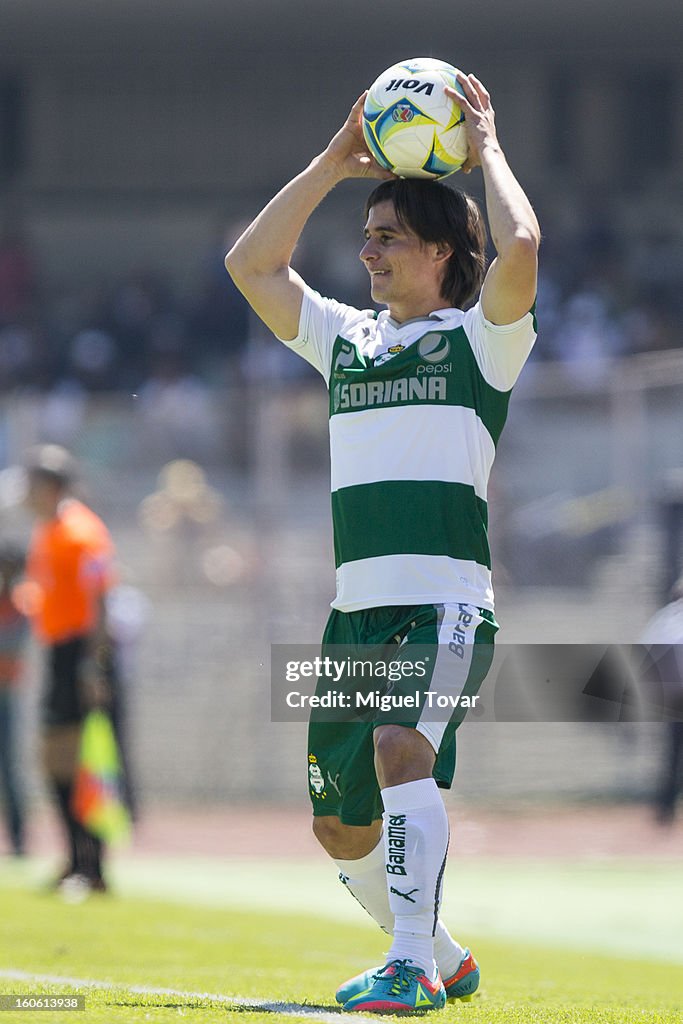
[340,958,446,1015]
[337,949,479,1007]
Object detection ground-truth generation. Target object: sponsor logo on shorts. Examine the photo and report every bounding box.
[449,603,475,659]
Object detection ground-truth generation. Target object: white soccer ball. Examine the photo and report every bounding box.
[362,57,468,179]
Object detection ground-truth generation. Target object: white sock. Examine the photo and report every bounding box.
[334,827,465,978]
[381,778,450,977]
[335,836,394,935]
[434,921,465,980]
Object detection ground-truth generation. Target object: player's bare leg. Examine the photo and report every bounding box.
[312,726,474,998]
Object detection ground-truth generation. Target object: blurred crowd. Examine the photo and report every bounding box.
[532,211,683,386]
[0,211,682,399]
[0,223,252,396]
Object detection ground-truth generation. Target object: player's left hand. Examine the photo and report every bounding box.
[445,73,499,174]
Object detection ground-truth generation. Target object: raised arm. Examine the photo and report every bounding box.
[225,94,391,341]
[446,74,540,326]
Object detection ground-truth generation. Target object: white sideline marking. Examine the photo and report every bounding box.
[0,969,376,1022]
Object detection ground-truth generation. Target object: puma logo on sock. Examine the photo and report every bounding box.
[390,886,419,903]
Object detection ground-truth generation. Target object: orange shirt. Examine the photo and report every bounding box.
[26,499,115,644]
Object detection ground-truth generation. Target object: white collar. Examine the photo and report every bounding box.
[428,308,461,321]
[377,307,461,330]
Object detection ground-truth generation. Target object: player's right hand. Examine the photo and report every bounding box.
[321,94,395,182]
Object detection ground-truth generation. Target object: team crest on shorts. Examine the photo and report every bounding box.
[308,753,327,799]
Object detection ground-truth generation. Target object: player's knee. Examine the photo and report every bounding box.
[312,815,346,854]
[373,724,413,768]
[373,725,435,787]
[312,816,380,859]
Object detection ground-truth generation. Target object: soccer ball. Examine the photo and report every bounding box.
[362,57,468,179]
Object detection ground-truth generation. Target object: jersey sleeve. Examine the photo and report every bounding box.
[276,285,373,381]
[463,300,537,391]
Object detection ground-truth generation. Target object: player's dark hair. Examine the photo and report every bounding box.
[364,178,487,309]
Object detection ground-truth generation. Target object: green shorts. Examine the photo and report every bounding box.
[307,602,497,826]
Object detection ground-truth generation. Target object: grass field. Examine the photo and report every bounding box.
[1,855,682,1024]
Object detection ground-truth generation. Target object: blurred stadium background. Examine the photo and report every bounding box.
[1,0,683,826]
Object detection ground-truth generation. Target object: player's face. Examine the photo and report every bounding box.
[25,473,61,520]
[360,201,448,322]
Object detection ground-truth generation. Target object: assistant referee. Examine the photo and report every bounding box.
[23,445,117,893]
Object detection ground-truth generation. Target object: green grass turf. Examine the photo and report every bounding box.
[8,853,683,963]
[1,879,682,1024]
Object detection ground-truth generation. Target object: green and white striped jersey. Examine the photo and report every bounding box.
[280,286,536,612]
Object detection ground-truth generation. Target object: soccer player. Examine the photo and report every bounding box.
[226,72,539,1013]
[22,445,118,893]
